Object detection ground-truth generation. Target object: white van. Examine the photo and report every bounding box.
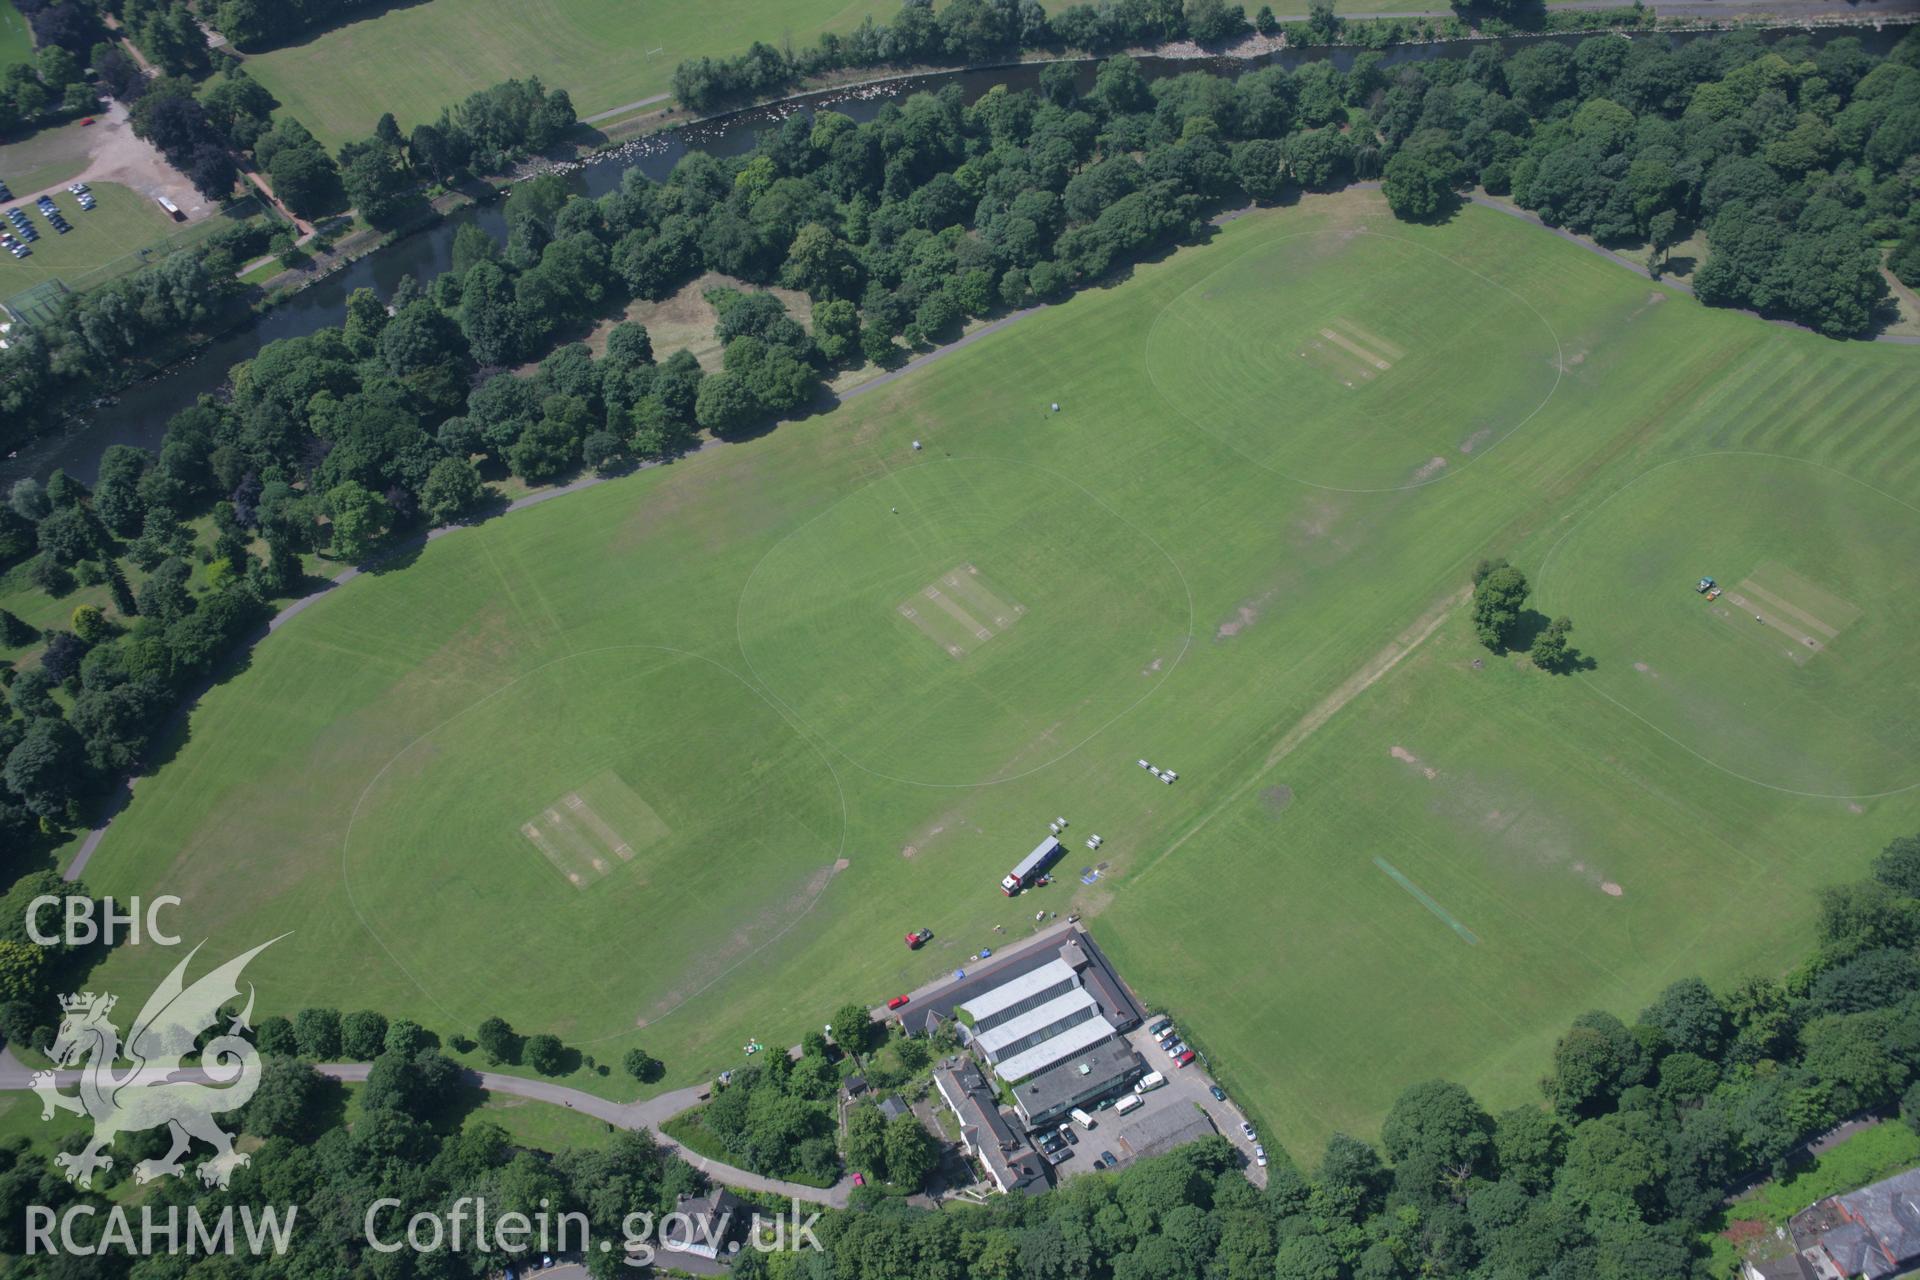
[1070,1108,1095,1130]
[1114,1094,1143,1115]
[1134,1071,1166,1094]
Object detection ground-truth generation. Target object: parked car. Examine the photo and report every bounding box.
[852,1172,865,1186]
[1147,1017,1173,1037]
[886,993,910,1010]
[1254,1145,1268,1167]
[1210,1085,1227,1102]
[1057,1123,1077,1145]
[1240,1120,1256,1140]
[1100,1150,1117,1167]
[1164,1040,1186,1058]
[1177,1049,1196,1067]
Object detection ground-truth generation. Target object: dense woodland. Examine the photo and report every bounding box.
[5,23,1917,449]
[0,1022,710,1278]
[5,27,1916,450]
[0,12,99,135]
[0,0,577,452]
[3,830,1920,1278]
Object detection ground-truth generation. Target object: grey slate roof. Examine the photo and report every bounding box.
[1789,1164,1920,1280]
[932,1057,1051,1195]
[1829,1167,1920,1277]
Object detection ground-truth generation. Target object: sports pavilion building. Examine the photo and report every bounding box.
[907,928,1148,1137]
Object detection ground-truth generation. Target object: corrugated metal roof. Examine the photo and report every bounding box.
[1830,1166,1920,1276]
[993,1015,1117,1083]
[974,989,1099,1057]
[958,959,1077,1025]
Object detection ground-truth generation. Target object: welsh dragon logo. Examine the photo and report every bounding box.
[31,937,283,1189]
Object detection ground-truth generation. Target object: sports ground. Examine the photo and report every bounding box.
[0,183,190,297]
[76,188,1920,1158]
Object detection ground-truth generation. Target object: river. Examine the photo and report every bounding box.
[2,26,1883,486]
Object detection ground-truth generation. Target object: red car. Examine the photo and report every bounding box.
[905,927,932,949]
[852,1172,865,1186]
[887,994,911,1010]
[1176,1049,1196,1068]
[79,117,95,126]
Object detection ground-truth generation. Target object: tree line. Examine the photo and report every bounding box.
[8,28,1912,455]
[752,826,1920,1280]
[115,62,575,224]
[0,70,578,453]
[112,0,575,218]
[5,31,1916,880]
[668,0,1653,114]
[0,1019,708,1278]
[210,0,395,52]
[7,825,1919,1276]
[1492,33,1917,335]
[669,1004,943,1189]
[0,33,96,135]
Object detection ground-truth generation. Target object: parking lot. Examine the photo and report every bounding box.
[1051,1018,1266,1187]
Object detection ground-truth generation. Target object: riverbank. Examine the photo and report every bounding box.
[4,13,1911,488]
[580,0,1917,136]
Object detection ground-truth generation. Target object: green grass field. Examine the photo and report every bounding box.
[235,0,900,151]
[737,457,1192,785]
[1146,227,1562,491]
[74,188,1920,1163]
[0,182,192,297]
[0,118,95,195]
[462,1091,621,1153]
[1537,452,1920,797]
[0,1,30,75]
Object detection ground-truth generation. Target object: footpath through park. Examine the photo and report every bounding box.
[0,1045,855,1206]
